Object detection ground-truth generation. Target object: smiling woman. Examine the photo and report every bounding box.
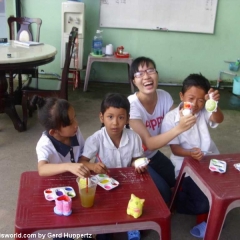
[128,56,197,204]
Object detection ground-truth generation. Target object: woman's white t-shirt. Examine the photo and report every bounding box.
[128,89,173,158]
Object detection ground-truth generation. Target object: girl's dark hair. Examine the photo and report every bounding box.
[100,93,130,128]
[130,56,157,81]
[31,95,72,131]
[181,73,211,94]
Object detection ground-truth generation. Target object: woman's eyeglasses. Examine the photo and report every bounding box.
[134,68,157,78]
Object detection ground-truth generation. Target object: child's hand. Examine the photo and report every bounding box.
[68,163,90,178]
[205,88,220,102]
[93,162,109,174]
[190,147,203,161]
[135,165,148,173]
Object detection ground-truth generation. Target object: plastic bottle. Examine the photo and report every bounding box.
[92,30,103,55]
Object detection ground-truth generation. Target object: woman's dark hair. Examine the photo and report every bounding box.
[31,95,72,131]
[130,56,157,81]
[100,93,130,128]
[181,73,211,94]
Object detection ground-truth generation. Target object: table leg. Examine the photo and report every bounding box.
[169,171,186,212]
[156,217,171,240]
[7,70,14,96]
[127,63,135,93]
[83,56,93,92]
[203,201,226,240]
[0,71,25,132]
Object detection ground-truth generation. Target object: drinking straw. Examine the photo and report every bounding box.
[86,178,88,193]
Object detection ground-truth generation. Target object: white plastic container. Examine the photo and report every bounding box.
[92,30,103,55]
[134,157,149,168]
[105,44,114,55]
[233,76,240,95]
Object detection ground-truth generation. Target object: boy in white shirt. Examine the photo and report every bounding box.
[161,73,224,232]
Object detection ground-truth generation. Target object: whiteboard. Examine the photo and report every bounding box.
[99,0,219,34]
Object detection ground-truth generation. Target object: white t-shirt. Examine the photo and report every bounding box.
[128,89,173,158]
[82,127,143,168]
[36,127,85,163]
[161,104,219,178]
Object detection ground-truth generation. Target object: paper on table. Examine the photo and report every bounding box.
[14,40,44,47]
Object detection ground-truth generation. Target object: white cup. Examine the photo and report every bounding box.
[105,44,114,55]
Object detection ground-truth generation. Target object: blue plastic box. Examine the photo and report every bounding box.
[127,230,140,240]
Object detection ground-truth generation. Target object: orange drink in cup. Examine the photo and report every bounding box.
[76,177,97,208]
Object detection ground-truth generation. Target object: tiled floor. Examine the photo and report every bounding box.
[0,82,240,240]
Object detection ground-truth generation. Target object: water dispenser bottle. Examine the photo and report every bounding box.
[92,30,103,55]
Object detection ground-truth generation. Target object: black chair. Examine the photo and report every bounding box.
[21,27,78,129]
[7,16,42,94]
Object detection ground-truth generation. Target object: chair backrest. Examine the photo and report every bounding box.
[8,16,42,42]
[60,27,79,100]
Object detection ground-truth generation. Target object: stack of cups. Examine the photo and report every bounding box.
[105,44,114,56]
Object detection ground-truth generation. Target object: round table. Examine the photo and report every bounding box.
[0,40,57,131]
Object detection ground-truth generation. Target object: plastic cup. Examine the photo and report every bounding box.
[76,177,97,208]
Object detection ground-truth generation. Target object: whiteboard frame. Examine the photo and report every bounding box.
[99,0,219,34]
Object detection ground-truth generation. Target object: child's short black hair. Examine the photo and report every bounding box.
[181,73,211,94]
[100,93,130,115]
[130,56,157,81]
[100,93,130,128]
[31,96,72,131]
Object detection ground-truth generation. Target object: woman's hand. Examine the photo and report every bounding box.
[178,112,196,132]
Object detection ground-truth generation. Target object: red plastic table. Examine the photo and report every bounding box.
[15,168,171,240]
[170,153,240,240]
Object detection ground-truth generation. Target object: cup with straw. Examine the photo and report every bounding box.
[76,177,97,208]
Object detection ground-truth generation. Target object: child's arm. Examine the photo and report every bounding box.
[207,88,224,123]
[210,106,224,123]
[170,144,203,161]
[38,160,90,177]
[79,155,108,174]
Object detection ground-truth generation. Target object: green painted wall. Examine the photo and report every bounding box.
[5,0,15,18]
[6,0,240,85]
